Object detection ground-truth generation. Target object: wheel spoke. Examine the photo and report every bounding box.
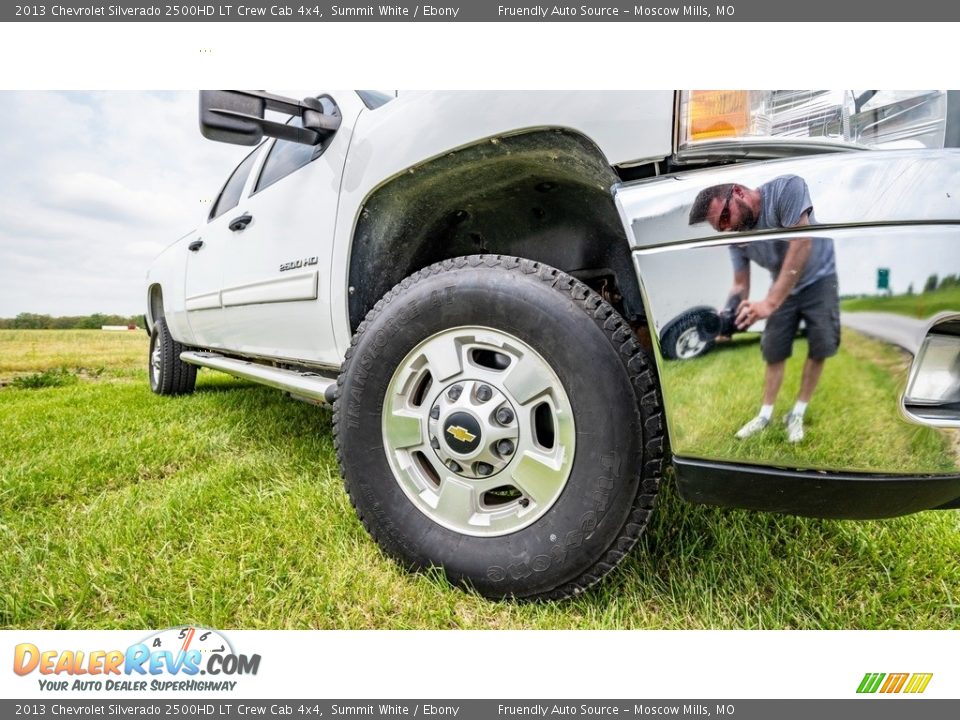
[422,334,464,383]
[510,449,566,505]
[430,476,478,528]
[484,422,519,447]
[502,353,554,405]
[382,325,575,537]
[384,409,423,449]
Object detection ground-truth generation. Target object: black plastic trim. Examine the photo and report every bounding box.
[673,457,960,519]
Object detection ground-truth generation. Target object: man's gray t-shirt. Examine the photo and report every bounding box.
[729,175,836,293]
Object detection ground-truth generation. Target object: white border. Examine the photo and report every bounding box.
[0,22,955,90]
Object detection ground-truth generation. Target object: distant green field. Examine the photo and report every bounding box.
[2,329,960,629]
[841,286,960,318]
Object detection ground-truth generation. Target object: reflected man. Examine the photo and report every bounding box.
[688,176,840,443]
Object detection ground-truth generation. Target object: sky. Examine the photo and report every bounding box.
[0,91,252,317]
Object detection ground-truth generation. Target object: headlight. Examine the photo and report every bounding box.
[904,317,960,428]
[678,90,948,158]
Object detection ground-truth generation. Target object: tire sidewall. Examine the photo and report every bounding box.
[661,309,717,360]
[149,321,165,394]
[338,263,646,598]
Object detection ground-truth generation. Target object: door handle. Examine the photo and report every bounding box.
[228,213,253,232]
[188,239,204,252]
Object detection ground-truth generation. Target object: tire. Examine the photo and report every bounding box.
[333,255,665,600]
[149,317,197,396]
[659,307,720,360]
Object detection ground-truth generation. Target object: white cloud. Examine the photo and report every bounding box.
[41,171,182,225]
[0,91,253,316]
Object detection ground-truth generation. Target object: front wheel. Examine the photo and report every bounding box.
[334,256,665,600]
[659,307,722,360]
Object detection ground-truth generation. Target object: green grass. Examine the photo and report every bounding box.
[11,367,81,390]
[660,331,958,474]
[2,330,960,629]
[841,286,960,318]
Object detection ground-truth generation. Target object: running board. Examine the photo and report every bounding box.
[180,351,337,405]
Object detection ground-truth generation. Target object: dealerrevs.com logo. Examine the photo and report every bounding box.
[13,626,260,693]
[857,672,933,694]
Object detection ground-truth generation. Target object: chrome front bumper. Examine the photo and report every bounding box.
[614,149,960,517]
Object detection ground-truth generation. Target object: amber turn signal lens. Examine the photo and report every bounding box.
[685,90,752,142]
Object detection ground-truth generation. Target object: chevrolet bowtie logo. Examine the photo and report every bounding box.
[446,425,476,443]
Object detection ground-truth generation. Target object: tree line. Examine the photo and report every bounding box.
[0,313,142,329]
[916,274,960,295]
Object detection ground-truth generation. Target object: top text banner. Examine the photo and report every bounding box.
[6,0,960,22]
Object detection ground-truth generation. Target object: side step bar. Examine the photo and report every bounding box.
[180,351,337,405]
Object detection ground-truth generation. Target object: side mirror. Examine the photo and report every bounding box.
[199,90,341,147]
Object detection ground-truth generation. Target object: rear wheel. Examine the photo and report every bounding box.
[149,317,197,396]
[334,255,665,600]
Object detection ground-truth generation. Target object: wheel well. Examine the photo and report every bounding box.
[148,284,164,330]
[347,128,646,331]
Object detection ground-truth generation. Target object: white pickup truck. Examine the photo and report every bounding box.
[146,90,960,599]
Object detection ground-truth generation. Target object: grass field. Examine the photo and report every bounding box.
[2,330,960,629]
[841,286,960,319]
[0,329,147,377]
[660,331,958,474]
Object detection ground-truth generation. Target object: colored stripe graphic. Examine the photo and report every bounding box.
[857,672,932,694]
[857,673,885,693]
[881,673,909,693]
[904,673,934,694]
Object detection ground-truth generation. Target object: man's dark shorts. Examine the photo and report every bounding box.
[761,274,840,364]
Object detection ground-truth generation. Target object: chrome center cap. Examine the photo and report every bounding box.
[428,379,519,480]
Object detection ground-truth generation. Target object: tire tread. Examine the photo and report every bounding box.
[333,255,665,600]
[151,318,197,396]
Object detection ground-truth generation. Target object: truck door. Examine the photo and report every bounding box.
[214,93,359,366]
[184,146,263,348]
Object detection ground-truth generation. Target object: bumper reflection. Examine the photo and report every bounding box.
[636,226,960,475]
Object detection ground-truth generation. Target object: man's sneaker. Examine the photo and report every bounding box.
[735,415,770,439]
[785,412,805,443]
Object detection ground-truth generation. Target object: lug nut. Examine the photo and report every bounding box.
[476,462,493,476]
[447,384,462,401]
[519,498,530,508]
[476,384,493,402]
[496,406,514,425]
[445,459,462,473]
[430,406,440,420]
[496,439,515,456]
[430,437,440,450]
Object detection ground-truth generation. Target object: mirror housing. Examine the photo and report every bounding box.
[199,90,341,146]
